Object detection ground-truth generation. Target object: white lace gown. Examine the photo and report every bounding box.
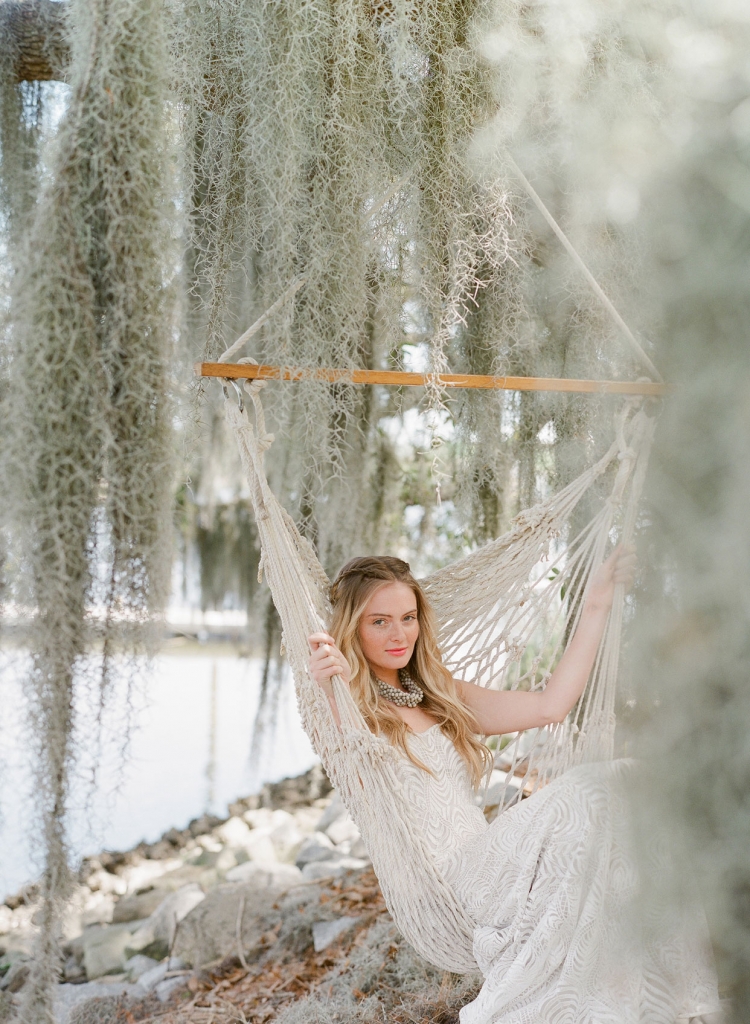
[397,725,721,1024]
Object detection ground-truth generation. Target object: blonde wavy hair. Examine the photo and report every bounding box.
[329,556,491,788]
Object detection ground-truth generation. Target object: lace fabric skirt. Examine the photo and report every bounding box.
[451,760,721,1024]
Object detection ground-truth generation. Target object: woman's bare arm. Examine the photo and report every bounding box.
[457,546,636,737]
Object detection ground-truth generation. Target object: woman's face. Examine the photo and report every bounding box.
[358,581,420,679]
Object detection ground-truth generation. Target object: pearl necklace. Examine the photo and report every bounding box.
[375,669,424,708]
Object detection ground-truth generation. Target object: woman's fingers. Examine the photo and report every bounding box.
[310,660,349,682]
[309,644,340,664]
[307,633,351,684]
[603,543,635,566]
[308,631,335,646]
[614,556,637,572]
[612,545,637,586]
[307,631,336,651]
[589,545,637,599]
[313,664,339,680]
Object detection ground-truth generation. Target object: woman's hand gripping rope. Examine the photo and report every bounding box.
[585,543,638,611]
[308,633,350,729]
[308,632,352,684]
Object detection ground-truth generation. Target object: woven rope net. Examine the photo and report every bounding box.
[224,378,654,972]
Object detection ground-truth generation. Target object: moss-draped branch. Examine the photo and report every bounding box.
[0,0,68,82]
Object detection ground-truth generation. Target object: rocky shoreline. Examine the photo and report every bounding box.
[0,765,477,1019]
[0,770,342,1015]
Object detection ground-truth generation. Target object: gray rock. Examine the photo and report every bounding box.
[269,818,304,863]
[188,814,223,838]
[150,883,205,940]
[0,991,13,1023]
[126,883,205,960]
[80,891,115,928]
[82,923,145,980]
[291,806,321,834]
[64,932,86,964]
[137,956,187,994]
[0,951,28,974]
[249,762,332,811]
[213,816,254,849]
[314,793,345,834]
[123,925,167,963]
[0,958,29,992]
[300,857,368,882]
[143,864,207,893]
[63,955,87,984]
[123,954,159,982]
[295,832,334,867]
[349,836,369,860]
[120,857,182,896]
[173,881,284,967]
[122,925,162,962]
[325,814,360,847]
[242,808,275,830]
[224,862,302,888]
[54,980,141,1024]
[155,974,189,1003]
[242,831,278,864]
[112,889,165,924]
[189,846,237,872]
[1,927,34,956]
[311,917,358,952]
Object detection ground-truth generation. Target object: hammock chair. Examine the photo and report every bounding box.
[219,371,656,974]
[197,162,663,973]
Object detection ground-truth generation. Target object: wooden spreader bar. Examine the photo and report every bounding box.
[195,361,668,397]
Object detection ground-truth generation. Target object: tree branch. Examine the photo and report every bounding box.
[0,0,68,84]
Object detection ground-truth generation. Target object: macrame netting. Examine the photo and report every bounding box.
[224,376,654,973]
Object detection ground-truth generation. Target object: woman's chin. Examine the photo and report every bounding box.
[379,654,412,670]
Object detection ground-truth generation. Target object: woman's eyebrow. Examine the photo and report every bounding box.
[366,608,418,617]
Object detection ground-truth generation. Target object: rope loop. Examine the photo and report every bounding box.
[235,357,274,452]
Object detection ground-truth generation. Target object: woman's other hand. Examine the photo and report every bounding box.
[308,632,351,685]
[586,544,637,610]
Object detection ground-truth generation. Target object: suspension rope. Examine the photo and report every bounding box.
[217,276,308,365]
[505,153,662,383]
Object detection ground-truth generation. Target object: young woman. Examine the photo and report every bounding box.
[308,552,722,1024]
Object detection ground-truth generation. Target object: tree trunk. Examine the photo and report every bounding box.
[0,0,68,83]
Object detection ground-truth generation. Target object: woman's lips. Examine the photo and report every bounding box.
[386,647,408,656]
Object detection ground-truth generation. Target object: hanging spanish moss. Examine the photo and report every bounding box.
[172,0,666,585]
[0,0,68,245]
[1,0,173,1015]
[0,72,42,626]
[0,78,41,247]
[174,0,524,569]
[625,2,750,1017]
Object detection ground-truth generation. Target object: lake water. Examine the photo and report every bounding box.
[0,649,317,902]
